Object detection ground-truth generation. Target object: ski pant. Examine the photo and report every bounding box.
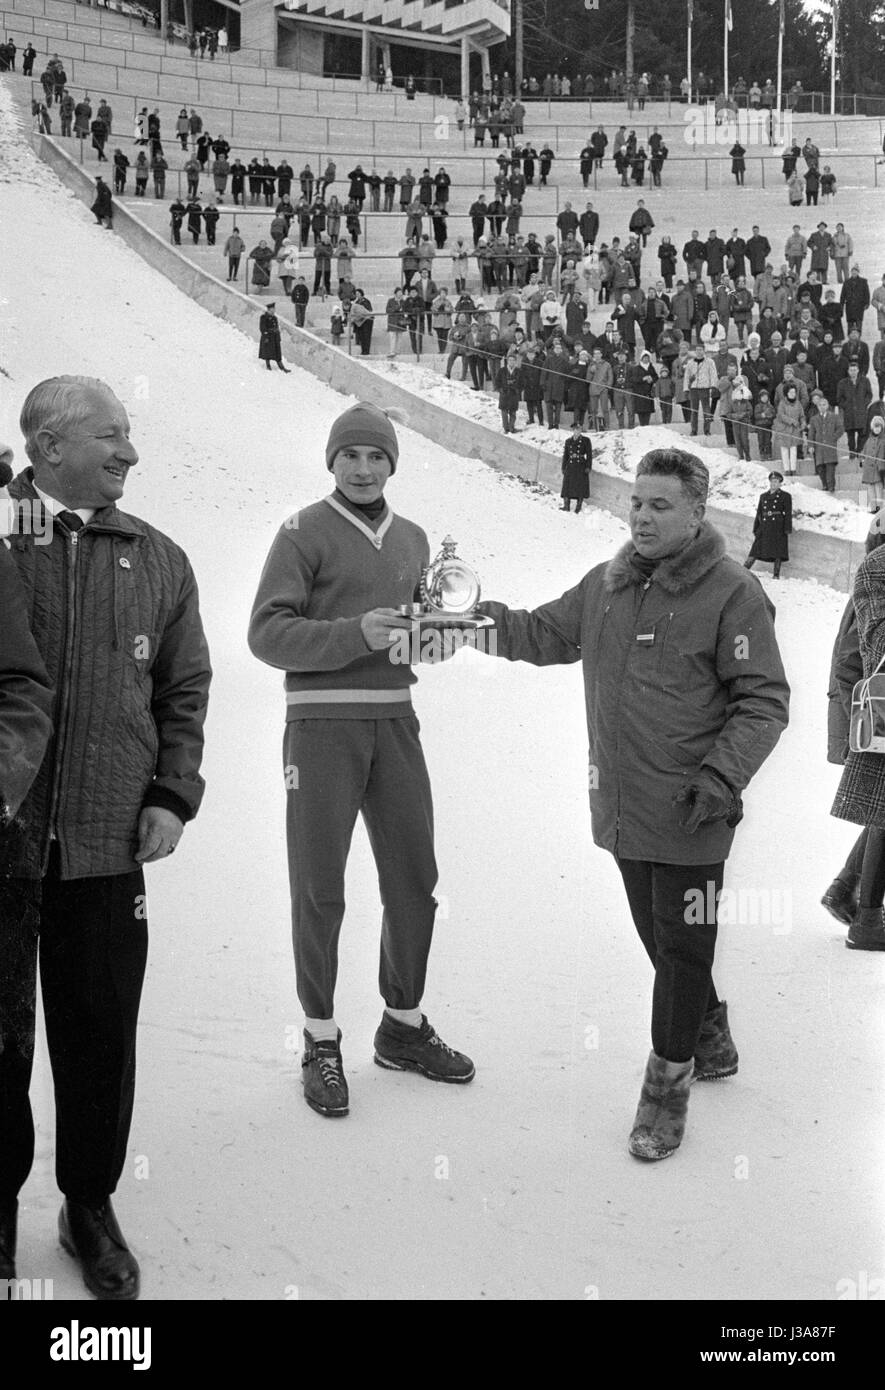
[283,716,438,1019]
[615,856,723,1063]
[0,848,147,1205]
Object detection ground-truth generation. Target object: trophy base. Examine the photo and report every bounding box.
[396,605,493,631]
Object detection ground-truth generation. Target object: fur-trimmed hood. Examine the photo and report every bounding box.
[604,521,727,596]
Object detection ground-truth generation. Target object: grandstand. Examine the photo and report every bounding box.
[2,0,883,501]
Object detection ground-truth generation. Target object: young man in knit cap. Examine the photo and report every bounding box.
[248,403,474,1117]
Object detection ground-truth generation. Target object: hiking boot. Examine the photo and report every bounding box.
[693,1000,739,1081]
[846,907,885,952]
[373,1014,475,1084]
[628,1051,693,1162]
[302,1031,349,1116]
[821,877,858,927]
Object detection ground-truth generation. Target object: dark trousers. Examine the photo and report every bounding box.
[690,387,713,434]
[283,717,438,1018]
[616,857,723,1063]
[469,355,487,389]
[0,852,147,1204]
[228,255,240,280]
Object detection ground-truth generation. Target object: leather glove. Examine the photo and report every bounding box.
[673,768,744,834]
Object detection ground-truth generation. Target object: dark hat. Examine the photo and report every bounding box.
[326,402,400,472]
[768,471,784,481]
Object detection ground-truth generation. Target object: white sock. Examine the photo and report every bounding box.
[385,1006,423,1029]
[304,1016,339,1043]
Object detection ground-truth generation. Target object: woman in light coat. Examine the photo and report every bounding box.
[771,384,806,475]
[832,224,854,284]
[860,415,885,511]
[276,240,300,295]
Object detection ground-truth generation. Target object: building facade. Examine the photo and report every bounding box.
[239,0,510,93]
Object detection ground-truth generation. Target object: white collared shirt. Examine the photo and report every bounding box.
[33,484,95,526]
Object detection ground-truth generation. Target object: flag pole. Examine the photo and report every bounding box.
[830,1,838,116]
[687,3,693,103]
[724,1,729,97]
[776,0,784,115]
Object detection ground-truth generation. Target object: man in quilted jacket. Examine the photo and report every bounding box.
[0,377,211,1300]
[473,448,789,1164]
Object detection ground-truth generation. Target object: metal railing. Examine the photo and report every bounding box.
[66,131,885,198]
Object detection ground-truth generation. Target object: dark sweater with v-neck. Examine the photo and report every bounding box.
[248,492,429,719]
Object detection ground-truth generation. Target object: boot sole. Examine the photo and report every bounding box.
[303,1093,349,1117]
[846,939,885,951]
[373,1053,475,1084]
[693,1065,738,1081]
[628,1141,679,1162]
[59,1233,140,1301]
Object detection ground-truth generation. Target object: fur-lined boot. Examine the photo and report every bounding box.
[693,1000,739,1081]
[628,1051,693,1161]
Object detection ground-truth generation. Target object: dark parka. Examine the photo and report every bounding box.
[1,470,212,880]
[561,435,592,500]
[479,523,790,863]
[541,349,570,403]
[0,543,53,825]
[833,545,885,826]
[836,374,873,430]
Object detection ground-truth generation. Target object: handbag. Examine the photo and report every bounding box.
[849,652,885,753]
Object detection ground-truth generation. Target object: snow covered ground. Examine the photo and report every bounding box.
[1,83,883,1303]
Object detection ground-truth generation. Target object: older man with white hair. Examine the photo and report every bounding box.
[0,377,211,1300]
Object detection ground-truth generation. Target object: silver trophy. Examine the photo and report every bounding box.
[398,536,493,630]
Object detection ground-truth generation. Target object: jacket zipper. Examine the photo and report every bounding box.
[44,529,80,866]
[613,580,658,854]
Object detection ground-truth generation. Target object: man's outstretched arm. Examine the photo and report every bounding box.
[475,575,587,666]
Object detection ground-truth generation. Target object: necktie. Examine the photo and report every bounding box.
[57,510,84,531]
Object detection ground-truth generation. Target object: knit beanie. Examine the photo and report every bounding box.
[325,403,399,472]
[747,332,761,348]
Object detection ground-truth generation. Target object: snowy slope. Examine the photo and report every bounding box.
[1,83,883,1302]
